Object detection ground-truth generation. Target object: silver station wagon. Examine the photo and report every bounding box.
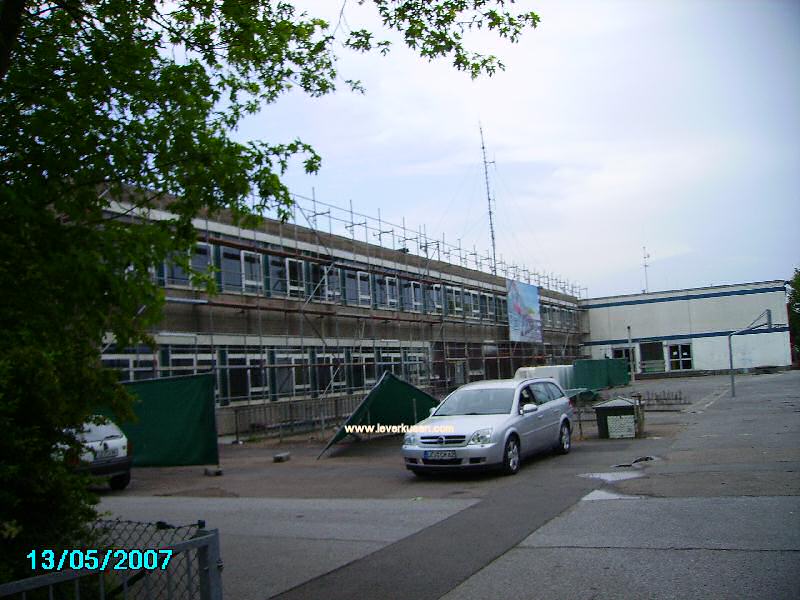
[402,378,574,475]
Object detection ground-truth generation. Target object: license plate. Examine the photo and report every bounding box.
[96,448,119,459]
[424,450,456,459]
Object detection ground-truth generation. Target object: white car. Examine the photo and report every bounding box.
[76,418,132,490]
[402,378,574,475]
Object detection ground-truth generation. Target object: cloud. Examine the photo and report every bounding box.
[240,0,800,297]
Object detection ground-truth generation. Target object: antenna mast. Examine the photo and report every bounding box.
[480,124,497,276]
[642,246,651,293]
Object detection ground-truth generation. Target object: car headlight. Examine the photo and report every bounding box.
[468,428,493,445]
[403,432,416,446]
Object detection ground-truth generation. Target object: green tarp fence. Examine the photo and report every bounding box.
[573,359,630,391]
[319,371,440,458]
[120,374,219,467]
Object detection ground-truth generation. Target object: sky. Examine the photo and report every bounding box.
[238,0,800,299]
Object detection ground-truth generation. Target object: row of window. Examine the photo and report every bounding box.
[611,343,693,371]
[103,344,431,404]
[161,243,578,328]
[101,338,566,404]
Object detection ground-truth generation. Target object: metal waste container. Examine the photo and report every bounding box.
[594,397,638,439]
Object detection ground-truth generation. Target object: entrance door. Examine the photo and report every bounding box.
[639,342,665,373]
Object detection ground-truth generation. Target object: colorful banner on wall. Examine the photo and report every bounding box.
[507,280,543,343]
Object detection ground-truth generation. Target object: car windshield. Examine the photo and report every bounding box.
[434,387,515,416]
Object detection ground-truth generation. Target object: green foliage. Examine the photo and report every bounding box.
[0,0,538,583]
[789,268,800,359]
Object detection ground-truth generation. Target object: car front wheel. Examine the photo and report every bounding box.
[502,436,520,475]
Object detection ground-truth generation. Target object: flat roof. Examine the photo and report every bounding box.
[581,280,786,304]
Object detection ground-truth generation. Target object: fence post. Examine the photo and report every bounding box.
[198,530,224,600]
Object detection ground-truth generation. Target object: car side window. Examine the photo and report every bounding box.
[530,383,550,406]
[546,383,565,400]
[518,386,534,413]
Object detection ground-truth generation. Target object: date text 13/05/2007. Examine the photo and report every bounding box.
[27,549,173,571]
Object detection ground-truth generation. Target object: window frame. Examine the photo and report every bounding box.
[410,281,423,312]
[286,258,305,298]
[241,250,263,294]
[385,276,399,308]
[357,271,372,306]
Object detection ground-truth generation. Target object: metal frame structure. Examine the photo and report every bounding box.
[101,194,585,435]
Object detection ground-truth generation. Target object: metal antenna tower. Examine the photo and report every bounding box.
[642,246,651,293]
[480,124,497,276]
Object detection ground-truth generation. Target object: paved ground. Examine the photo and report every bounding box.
[99,370,800,599]
[442,371,800,600]
[100,496,478,599]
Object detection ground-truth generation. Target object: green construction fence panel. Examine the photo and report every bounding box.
[606,358,631,387]
[319,371,439,457]
[120,374,219,467]
[573,359,630,390]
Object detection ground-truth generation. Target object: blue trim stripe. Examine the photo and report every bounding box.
[583,286,785,309]
[583,326,789,346]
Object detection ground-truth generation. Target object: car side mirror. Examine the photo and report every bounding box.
[522,403,538,414]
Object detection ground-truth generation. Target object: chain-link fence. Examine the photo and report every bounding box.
[0,519,223,600]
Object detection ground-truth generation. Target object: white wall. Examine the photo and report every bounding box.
[692,331,791,370]
[582,281,791,371]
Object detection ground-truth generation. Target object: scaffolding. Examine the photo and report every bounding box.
[102,194,586,436]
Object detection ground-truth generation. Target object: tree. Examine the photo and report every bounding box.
[789,268,800,362]
[0,0,539,581]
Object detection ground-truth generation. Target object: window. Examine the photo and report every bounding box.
[669,344,692,370]
[530,383,550,405]
[316,353,346,393]
[445,286,463,314]
[221,248,242,291]
[286,258,305,298]
[241,251,262,294]
[374,274,387,306]
[273,357,293,396]
[357,271,371,306]
[308,262,338,302]
[102,358,132,381]
[545,382,564,400]
[249,358,268,395]
[272,351,310,397]
[293,357,310,392]
[428,284,443,313]
[410,281,422,312]
[268,256,287,296]
[463,290,473,317]
[386,276,399,308]
[324,266,341,301]
[349,352,376,391]
[481,293,495,319]
[404,350,428,384]
[613,347,634,365]
[166,243,212,287]
[193,243,211,269]
[518,386,534,412]
[227,356,248,399]
[378,349,403,377]
[344,270,358,304]
[497,297,508,322]
[567,309,578,330]
[467,291,480,318]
